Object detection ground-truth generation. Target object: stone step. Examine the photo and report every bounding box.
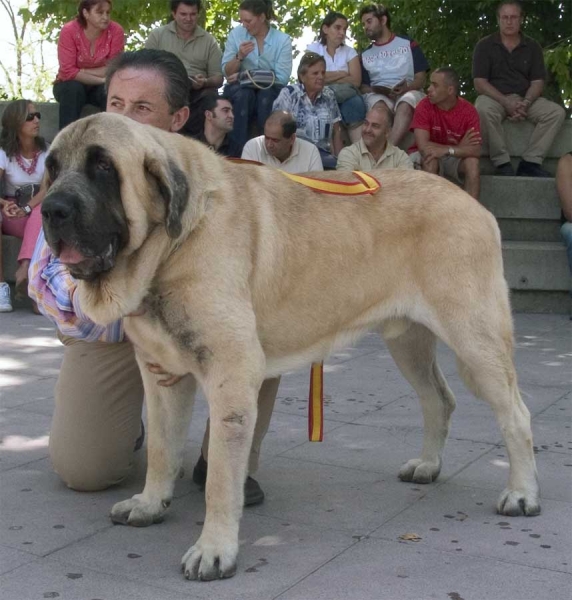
[481,175,559,219]
[497,220,562,243]
[502,241,569,291]
[481,175,562,241]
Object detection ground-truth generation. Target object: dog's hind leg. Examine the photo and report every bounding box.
[451,325,540,516]
[110,363,197,527]
[383,321,456,484]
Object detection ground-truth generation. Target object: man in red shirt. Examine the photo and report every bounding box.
[410,67,482,200]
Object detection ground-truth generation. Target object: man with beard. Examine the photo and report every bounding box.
[195,95,241,157]
[336,103,413,171]
[359,3,429,147]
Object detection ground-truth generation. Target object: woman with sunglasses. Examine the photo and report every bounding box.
[307,11,365,143]
[0,100,47,312]
[53,0,124,130]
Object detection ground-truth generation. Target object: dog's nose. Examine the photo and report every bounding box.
[42,193,75,226]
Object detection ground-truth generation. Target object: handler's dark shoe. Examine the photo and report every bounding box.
[516,160,551,178]
[494,162,515,176]
[192,453,265,506]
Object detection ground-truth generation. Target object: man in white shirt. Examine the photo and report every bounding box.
[242,110,323,173]
[337,104,413,171]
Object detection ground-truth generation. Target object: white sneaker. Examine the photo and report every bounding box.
[0,282,13,312]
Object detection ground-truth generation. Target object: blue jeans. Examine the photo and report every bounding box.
[561,221,572,279]
[223,82,282,153]
[339,95,366,126]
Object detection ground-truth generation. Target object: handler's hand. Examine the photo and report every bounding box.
[146,363,184,387]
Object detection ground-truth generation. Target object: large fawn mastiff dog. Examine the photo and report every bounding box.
[41,113,540,581]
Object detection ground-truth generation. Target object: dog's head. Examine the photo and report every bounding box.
[41,113,191,280]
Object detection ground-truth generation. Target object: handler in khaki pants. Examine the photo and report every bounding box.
[50,334,279,504]
[30,50,277,506]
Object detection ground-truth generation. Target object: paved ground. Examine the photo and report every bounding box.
[1,298,571,600]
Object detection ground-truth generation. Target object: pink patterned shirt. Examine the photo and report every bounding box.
[55,19,125,82]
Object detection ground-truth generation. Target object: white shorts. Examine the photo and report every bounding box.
[364,90,425,112]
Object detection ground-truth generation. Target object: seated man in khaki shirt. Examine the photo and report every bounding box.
[146,0,223,137]
[336,103,413,171]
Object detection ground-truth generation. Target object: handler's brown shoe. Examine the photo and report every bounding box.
[192,453,265,506]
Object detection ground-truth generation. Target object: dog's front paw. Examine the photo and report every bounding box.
[110,494,170,527]
[181,534,238,581]
[497,487,541,517]
[398,458,441,484]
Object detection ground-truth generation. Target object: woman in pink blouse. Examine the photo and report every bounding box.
[53,0,124,129]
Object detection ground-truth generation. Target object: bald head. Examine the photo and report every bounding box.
[265,110,297,138]
[362,103,393,152]
[264,110,298,162]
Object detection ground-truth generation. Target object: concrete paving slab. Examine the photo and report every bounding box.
[276,537,571,600]
[0,544,37,576]
[49,512,355,600]
[447,446,572,503]
[369,483,571,574]
[278,421,496,480]
[250,456,428,535]
[0,408,51,470]
[0,557,203,600]
[0,311,569,598]
[0,377,55,411]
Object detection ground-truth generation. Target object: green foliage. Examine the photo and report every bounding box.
[32,0,571,108]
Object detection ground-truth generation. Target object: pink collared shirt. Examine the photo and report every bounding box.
[55,19,125,82]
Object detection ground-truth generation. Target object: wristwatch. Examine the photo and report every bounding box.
[235,53,243,61]
[448,147,455,156]
[22,204,32,215]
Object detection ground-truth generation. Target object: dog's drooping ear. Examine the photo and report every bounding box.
[145,156,189,238]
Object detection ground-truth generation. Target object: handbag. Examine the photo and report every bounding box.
[15,183,41,207]
[328,83,360,103]
[238,69,276,90]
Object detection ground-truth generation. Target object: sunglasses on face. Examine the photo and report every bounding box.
[25,112,41,121]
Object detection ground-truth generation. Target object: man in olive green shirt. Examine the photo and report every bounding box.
[337,103,414,171]
[146,0,223,136]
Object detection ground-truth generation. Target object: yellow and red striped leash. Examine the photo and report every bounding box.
[284,172,381,441]
[308,362,324,442]
[230,161,382,442]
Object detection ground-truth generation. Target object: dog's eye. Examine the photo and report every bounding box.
[46,157,59,181]
[97,157,112,172]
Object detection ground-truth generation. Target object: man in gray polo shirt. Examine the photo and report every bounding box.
[473,0,565,177]
[146,0,223,137]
